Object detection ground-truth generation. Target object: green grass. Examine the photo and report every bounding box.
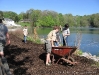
[17,22,30,26]
[91,62,99,67]
[75,49,83,55]
[34,39,42,44]
[27,36,42,44]
[78,50,83,55]
[27,36,34,41]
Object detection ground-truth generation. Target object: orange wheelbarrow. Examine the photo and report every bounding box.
[51,46,78,65]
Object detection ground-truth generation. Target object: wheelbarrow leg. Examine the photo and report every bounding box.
[61,58,78,65]
[52,55,62,64]
[56,58,62,64]
[52,54,55,64]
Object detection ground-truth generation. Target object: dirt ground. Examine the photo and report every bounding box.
[4,34,99,75]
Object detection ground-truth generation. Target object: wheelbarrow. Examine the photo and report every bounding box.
[51,46,78,65]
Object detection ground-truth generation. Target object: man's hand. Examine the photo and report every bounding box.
[7,39,10,45]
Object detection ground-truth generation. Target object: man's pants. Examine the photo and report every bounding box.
[63,36,68,46]
[24,36,27,43]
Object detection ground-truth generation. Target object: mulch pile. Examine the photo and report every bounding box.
[4,34,99,75]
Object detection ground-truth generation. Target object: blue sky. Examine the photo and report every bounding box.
[0,0,99,16]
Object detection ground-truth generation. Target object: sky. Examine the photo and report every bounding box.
[0,0,99,16]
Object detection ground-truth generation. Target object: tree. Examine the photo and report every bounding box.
[0,11,3,19]
[18,12,24,20]
[80,15,90,27]
[29,9,42,39]
[2,9,99,28]
[93,14,99,27]
[15,16,19,22]
[39,10,56,27]
[58,13,64,25]
[63,14,74,27]
[3,11,18,21]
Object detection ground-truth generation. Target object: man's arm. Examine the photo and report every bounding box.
[51,40,54,47]
[6,33,10,45]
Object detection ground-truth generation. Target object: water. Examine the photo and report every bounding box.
[37,27,99,56]
[68,33,99,56]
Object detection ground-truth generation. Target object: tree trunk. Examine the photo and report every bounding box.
[33,27,38,39]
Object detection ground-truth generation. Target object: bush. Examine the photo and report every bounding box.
[75,49,83,55]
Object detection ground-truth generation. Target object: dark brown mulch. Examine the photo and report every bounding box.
[4,34,99,75]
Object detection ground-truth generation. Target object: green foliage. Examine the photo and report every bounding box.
[80,15,90,27]
[91,62,99,67]
[27,36,42,44]
[18,12,24,20]
[0,11,3,19]
[15,16,19,22]
[3,11,18,21]
[77,50,83,55]
[27,36,33,41]
[18,22,30,26]
[1,10,99,28]
[42,15,55,27]
[34,39,42,44]
[58,13,64,25]
[75,49,83,55]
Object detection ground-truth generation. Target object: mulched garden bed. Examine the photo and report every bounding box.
[4,34,99,75]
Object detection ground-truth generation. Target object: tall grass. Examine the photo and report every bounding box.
[27,36,42,44]
[74,30,83,55]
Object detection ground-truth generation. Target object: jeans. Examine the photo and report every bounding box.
[54,41,59,46]
[24,35,27,43]
[63,36,68,46]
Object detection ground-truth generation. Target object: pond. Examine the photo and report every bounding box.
[37,27,99,56]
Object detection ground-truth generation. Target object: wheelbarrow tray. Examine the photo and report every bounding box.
[52,46,77,57]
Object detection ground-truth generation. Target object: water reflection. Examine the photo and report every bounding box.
[38,28,99,56]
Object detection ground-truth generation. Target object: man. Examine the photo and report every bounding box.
[0,19,10,57]
[23,25,28,43]
[62,23,70,46]
[45,26,59,66]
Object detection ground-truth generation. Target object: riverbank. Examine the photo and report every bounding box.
[81,52,99,62]
[8,26,99,63]
[4,34,99,75]
[40,37,99,62]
